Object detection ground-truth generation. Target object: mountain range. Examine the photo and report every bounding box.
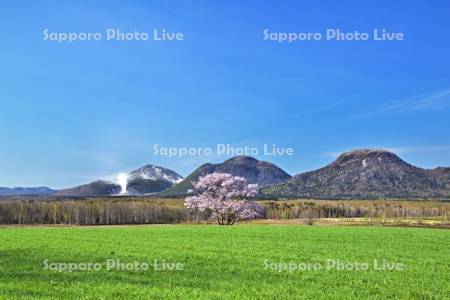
[1,149,449,199]
[0,186,56,196]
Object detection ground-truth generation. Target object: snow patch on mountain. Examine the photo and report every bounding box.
[129,165,183,183]
[362,159,368,168]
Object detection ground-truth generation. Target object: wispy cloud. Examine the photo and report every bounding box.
[321,151,343,159]
[356,88,450,117]
[277,104,337,121]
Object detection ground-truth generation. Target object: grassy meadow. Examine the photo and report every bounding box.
[0,225,449,299]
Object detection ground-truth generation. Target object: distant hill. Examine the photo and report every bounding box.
[0,186,56,196]
[163,156,291,196]
[55,180,120,197]
[126,164,182,194]
[263,149,450,199]
[56,164,183,196]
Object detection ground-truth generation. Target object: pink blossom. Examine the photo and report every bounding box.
[184,173,263,225]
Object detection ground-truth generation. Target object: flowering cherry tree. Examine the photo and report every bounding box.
[185,173,263,225]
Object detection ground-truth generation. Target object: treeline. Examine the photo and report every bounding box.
[263,200,449,219]
[0,198,448,225]
[262,200,449,224]
[0,199,191,225]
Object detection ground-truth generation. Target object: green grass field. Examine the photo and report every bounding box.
[0,225,449,299]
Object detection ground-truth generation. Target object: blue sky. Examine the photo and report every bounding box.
[1,0,450,188]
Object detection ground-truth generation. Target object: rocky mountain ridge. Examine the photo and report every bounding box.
[262,149,450,199]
